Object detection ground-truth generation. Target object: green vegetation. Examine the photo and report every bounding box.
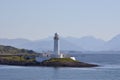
[0,45,37,55]
[44,58,78,63]
[0,56,35,62]
[0,45,38,62]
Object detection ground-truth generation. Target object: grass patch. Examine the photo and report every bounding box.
[0,56,35,62]
[44,58,78,63]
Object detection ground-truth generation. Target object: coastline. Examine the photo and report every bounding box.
[0,58,98,68]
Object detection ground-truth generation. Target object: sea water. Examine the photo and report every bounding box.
[0,54,120,80]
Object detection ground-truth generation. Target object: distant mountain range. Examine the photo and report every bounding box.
[0,34,120,52]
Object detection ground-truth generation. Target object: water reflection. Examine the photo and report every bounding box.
[52,67,59,79]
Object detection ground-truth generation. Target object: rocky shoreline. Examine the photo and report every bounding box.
[41,61,98,67]
[0,58,98,67]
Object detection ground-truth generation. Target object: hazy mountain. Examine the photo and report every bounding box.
[104,34,120,51]
[64,36,105,51]
[19,38,84,52]
[0,34,120,51]
[0,38,31,47]
[0,38,84,52]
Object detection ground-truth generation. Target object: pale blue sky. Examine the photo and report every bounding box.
[0,0,120,40]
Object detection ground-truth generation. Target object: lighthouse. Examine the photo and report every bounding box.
[54,33,60,55]
[35,33,76,62]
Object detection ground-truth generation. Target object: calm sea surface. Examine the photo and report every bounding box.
[0,54,120,80]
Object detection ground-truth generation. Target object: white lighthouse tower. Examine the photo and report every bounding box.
[54,33,60,55]
[35,33,76,62]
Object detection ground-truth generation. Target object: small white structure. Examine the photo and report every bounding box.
[35,57,50,62]
[70,57,76,61]
[35,53,51,62]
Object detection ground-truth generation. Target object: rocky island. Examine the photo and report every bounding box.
[41,58,98,67]
[0,57,98,67]
[0,45,98,68]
